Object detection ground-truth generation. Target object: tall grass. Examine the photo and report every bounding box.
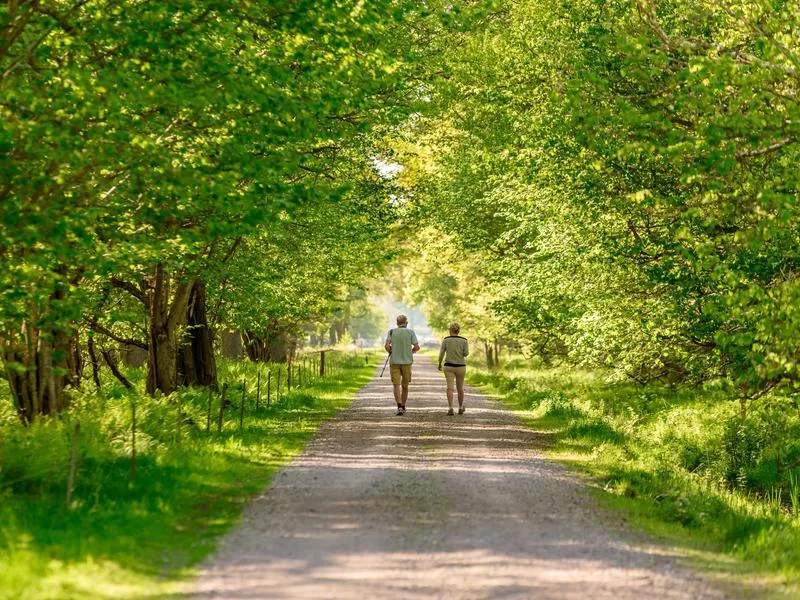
[469,359,800,595]
[0,350,376,600]
[788,470,800,518]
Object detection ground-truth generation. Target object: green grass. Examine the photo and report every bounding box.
[468,358,800,598]
[0,351,377,600]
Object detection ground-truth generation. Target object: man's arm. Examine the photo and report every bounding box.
[411,330,420,353]
[384,329,392,353]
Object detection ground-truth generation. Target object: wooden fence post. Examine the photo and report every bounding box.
[66,422,80,506]
[130,402,137,482]
[176,395,182,449]
[239,379,246,431]
[255,370,261,411]
[267,370,272,406]
[320,351,325,377]
[217,383,228,433]
[206,387,213,433]
[277,368,282,401]
[288,358,293,391]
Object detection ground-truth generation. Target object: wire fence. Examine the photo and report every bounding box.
[0,348,369,504]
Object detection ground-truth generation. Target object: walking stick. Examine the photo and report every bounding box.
[380,351,391,377]
[381,329,393,378]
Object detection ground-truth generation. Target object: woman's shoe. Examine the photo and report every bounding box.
[447,408,454,416]
[458,406,465,414]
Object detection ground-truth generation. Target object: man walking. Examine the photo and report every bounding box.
[384,314,420,416]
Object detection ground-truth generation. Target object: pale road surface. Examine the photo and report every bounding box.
[192,357,726,599]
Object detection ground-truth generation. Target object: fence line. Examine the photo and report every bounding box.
[0,349,373,502]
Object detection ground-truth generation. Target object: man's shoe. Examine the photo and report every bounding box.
[458,406,465,415]
[447,408,454,416]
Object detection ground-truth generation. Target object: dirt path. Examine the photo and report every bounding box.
[192,357,725,599]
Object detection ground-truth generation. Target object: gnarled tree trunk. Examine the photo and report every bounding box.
[178,281,218,389]
[244,320,291,363]
[146,264,193,396]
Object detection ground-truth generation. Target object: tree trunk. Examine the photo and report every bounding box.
[66,330,83,388]
[178,281,218,388]
[494,338,500,368]
[220,330,244,358]
[122,344,148,367]
[243,332,267,362]
[146,264,193,396]
[484,340,495,369]
[87,334,101,388]
[101,347,133,389]
[3,321,70,424]
[245,320,291,363]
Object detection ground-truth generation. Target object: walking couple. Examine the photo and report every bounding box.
[384,314,469,416]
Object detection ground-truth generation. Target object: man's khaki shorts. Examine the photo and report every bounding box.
[389,363,412,387]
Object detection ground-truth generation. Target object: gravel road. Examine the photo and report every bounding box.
[192,357,726,599]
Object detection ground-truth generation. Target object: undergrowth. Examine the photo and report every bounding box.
[469,359,800,597]
[0,351,376,600]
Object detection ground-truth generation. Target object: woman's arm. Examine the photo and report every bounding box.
[438,341,446,370]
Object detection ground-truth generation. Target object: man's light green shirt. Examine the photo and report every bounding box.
[388,327,418,365]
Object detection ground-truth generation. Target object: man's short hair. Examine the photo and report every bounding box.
[449,322,460,334]
[396,314,408,326]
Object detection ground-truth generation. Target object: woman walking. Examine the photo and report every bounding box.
[438,322,469,415]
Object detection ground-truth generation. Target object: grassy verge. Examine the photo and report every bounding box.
[0,351,377,600]
[468,360,800,598]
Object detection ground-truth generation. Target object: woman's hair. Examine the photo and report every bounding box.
[448,322,460,334]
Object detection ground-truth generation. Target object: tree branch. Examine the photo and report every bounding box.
[100,348,133,389]
[91,322,148,350]
[109,276,146,304]
[222,236,243,263]
[636,0,797,76]
[737,138,795,159]
[299,164,334,180]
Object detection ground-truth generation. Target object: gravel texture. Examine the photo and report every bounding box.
[192,357,727,599]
